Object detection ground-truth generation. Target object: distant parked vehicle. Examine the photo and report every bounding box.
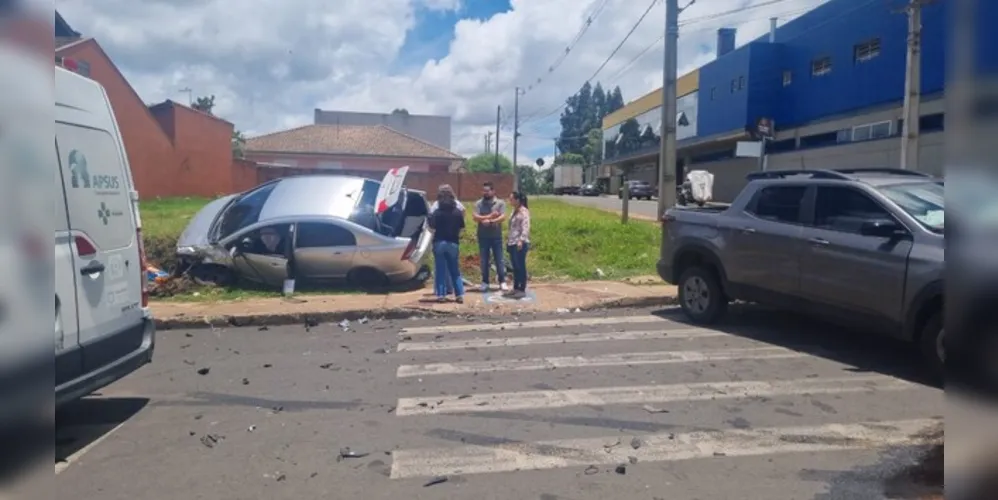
[553,165,583,195]
[581,183,602,196]
[620,180,655,200]
[176,169,432,289]
[658,168,944,380]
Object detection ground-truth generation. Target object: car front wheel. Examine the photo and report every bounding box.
[677,266,727,324]
[917,311,943,384]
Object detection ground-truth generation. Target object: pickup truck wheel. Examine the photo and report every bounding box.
[917,312,943,384]
[677,267,726,324]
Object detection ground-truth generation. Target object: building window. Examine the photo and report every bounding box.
[851,120,893,142]
[811,57,832,77]
[737,76,745,90]
[782,70,792,86]
[854,38,881,63]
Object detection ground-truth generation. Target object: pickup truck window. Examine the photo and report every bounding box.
[748,186,806,224]
[814,186,893,234]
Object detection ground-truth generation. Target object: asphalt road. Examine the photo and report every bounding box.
[545,195,661,220]
[54,305,944,500]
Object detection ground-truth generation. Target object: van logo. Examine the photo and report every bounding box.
[98,202,112,225]
[69,150,90,188]
[68,150,120,191]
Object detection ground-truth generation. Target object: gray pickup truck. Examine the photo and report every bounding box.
[657,168,944,377]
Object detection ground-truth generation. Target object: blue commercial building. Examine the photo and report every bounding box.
[600,0,997,201]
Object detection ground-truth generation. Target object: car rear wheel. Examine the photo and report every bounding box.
[677,266,727,324]
[917,311,944,384]
[348,267,389,290]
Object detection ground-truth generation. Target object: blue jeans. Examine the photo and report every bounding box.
[478,237,506,285]
[433,240,465,298]
[507,242,530,291]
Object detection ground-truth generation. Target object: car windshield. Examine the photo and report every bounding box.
[879,181,944,232]
[214,182,278,240]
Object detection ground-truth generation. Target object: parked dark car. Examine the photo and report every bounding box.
[657,168,944,380]
[619,180,655,200]
[581,183,601,196]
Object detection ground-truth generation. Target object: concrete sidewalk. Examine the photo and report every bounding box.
[151,280,678,329]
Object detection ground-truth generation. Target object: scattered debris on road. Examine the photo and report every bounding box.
[338,447,370,460]
[584,465,599,475]
[423,476,448,487]
[603,438,621,452]
[643,405,669,413]
[199,433,224,448]
[241,378,250,385]
[196,367,210,375]
[615,464,627,475]
[247,425,256,432]
[630,437,642,450]
[628,456,638,464]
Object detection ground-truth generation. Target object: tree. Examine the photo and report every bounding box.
[232,130,247,159]
[517,165,548,195]
[583,128,603,166]
[556,82,625,162]
[606,86,625,115]
[192,95,216,114]
[392,108,409,115]
[554,152,585,165]
[465,152,513,174]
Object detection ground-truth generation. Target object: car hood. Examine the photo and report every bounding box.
[176,194,237,253]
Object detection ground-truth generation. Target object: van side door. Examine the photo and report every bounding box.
[55,138,82,387]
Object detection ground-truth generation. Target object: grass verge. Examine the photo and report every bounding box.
[140,196,661,301]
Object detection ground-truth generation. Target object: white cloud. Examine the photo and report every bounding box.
[57,0,828,160]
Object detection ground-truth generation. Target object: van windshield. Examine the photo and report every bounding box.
[214,183,278,240]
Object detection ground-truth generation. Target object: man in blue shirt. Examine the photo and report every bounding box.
[471,182,508,292]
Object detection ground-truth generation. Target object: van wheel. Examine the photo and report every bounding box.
[918,311,944,384]
[677,266,727,324]
[348,267,389,290]
[189,264,235,286]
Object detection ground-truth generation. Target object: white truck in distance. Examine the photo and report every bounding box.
[552,164,583,195]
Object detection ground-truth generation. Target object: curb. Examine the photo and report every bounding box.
[153,295,679,330]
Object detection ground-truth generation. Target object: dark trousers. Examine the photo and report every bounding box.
[507,242,530,291]
[478,236,506,285]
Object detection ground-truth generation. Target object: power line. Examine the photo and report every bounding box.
[519,0,661,126]
[520,0,613,95]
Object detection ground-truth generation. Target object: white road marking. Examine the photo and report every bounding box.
[54,421,128,475]
[395,375,916,416]
[397,347,806,378]
[396,328,726,352]
[399,315,674,336]
[389,418,942,479]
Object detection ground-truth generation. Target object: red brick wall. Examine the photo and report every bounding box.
[249,165,511,201]
[231,159,259,193]
[244,152,453,173]
[59,40,181,198]
[152,104,235,197]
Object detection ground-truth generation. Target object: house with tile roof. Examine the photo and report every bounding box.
[244,124,465,175]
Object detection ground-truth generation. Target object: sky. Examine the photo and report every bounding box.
[56,0,830,167]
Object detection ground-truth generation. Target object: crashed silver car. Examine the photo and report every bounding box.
[175,168,432,288]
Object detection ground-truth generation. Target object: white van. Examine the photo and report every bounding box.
[54,63,155,407]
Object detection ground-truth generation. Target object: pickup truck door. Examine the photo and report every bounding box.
[798,186,912,324]
[727,185,807,297]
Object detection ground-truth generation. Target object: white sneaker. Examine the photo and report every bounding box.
[500,282,510,292]
[480,283,490,292]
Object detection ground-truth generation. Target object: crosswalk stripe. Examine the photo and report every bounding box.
[397,347,806,378]
[396,328,725,352]
[395,375,915,416]
[388,417,942,479]
[399,315,672,336]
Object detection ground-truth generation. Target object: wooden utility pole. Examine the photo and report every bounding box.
[494,105,501,172]
[513,87,523,190]
[485,131,493,153]
[898,0,931,170]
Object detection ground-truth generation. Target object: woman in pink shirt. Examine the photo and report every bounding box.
[504,192,531,298]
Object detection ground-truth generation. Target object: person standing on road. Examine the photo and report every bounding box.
[428,185,466,303]
[471,182,508,293]
[429,193,465,296]
[505,192,531,298]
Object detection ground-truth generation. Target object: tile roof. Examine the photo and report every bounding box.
[245,124,462,160]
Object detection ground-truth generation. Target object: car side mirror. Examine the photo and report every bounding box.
[860,219,907,238]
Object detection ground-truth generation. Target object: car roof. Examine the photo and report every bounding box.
[258,175,369,221]
[745,168,940,188]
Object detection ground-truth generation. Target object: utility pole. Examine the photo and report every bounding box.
[899,0,928,170]
[494,105,501,172]
[485,131,493,153]
[179,87,193,105]
[657,0,680,222]
[512,87,523,191]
